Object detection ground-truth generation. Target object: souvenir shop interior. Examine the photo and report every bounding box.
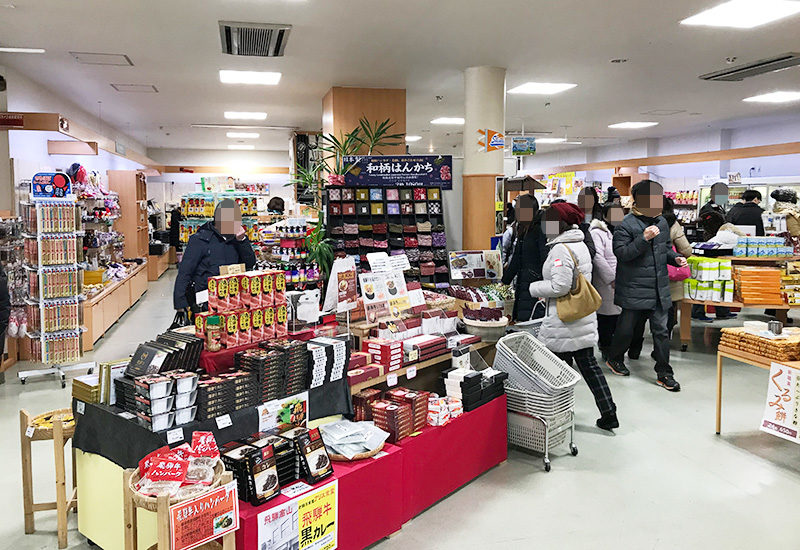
[2,2,800,550]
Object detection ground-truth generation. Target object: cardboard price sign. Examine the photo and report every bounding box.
[170,481,239,550]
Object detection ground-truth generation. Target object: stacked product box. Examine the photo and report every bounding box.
[386,387,429,432]
[199,270,288,348]
[353,388,382,421]
[220,433,288,505]
[733,236,793,258]
[363,338,404,372]
[196,376,235,421]
[307,337,350,389]
[236,348,287,402]
[782,261,800,305]
[427,394,464,426]
[347,364,382,386]
[684,257,734,303]
[734,266,784,304]
[370,400,414,443]
[261,340,310,396]
[440,367,507,412]
[277,427,334,485]
[402,334,448,361]
[133,371,199,431]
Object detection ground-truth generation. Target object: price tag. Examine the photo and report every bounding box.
[167,428,184,444]
[25,426,35,438]
[281,481,313,499]
[371,450,389,460]
[406,366,417,380]
[215,414,232,429]
[408,349,419,362]
[76,401,85,415]
[386,373,398,387]
[118,411,136,420]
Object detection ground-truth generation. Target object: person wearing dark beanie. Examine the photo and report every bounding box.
[605,180,688,392]
[529,201,619,430]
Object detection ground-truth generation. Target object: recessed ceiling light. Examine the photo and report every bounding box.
[743,91,800,103]
[430,117,464,125]
[680,0,800,29]
[227,132,260,138]
[224,111,268,120]
[228,144,255,150]
[535,137,567,144]
[608,121,659,129]
[0,47,45,54]
[508,82,577,95]
[405,135,422,142]
[219,70,281,85]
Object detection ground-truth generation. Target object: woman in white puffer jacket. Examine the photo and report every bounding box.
[529,202,619,431]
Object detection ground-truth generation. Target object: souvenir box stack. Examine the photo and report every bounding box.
[370,400,414,443]
[219,371,259,411]
[235,348,286,403]
[221,434,285,505]
[734,266,783,305]
[353,388,382,421]
[278,426,334,485]
[720,327,800,361]
[386,387,429,432]
[196,376,236,421]
[307,336,350,389]
[362,338,404,372]
[261,339,310,396]
[347,364,382,386]
[441,367,507,412]
[782,261,800,305]
[402,334,448,361]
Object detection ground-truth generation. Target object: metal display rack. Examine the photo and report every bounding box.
[20,196,92,387]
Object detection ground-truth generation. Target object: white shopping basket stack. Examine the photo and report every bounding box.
[494,332,581,471]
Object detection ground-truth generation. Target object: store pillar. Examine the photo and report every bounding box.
[322,87,406,154]
[0,65,13,214]
[462,66,505,250]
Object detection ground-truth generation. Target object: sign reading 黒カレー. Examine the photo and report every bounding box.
[169,481,239,550]
[342,155,452,189]
[258,480,338,550]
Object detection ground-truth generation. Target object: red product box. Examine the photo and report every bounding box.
[347,365,381,385]
[207,275,229,313]
[250,307,265,342]
[363,337,402,354]
[271,270,287,305]
[242,272,263,308]
[238,309,252,345]
[262,306,276,340]
[194,311,213,339]
[261,271,274,306]
[275,303,288,338]
[227,274,242,310]
[219,311,239,348]
[349,351,371,369]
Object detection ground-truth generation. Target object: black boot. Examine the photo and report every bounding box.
[596,412,619,431]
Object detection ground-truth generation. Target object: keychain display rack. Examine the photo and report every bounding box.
[21,198,92,387]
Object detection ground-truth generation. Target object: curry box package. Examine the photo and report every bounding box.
[262,306,277,340]
[238,309,252,345]
[251,307,265,342]
[249,445,281,505]
[227,274,242,310]
[370,400,413,443]
[261,271,275,306]
[297,428,333,484]
[353,388,383,421]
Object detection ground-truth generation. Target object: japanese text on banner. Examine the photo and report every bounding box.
[761,361,800,443]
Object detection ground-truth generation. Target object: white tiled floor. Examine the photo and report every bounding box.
[2,270,799,549]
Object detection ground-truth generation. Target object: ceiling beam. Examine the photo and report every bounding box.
[160,165,290,174]
[544,141,800,173]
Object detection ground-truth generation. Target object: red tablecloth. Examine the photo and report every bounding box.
[397,395,508,522]
[236,443,404,550]
[198,342,262,375]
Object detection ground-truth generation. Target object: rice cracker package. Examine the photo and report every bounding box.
[219,310,240,348]
[207,275,229,312]
[262,306,276,339]
[243,272,262,308]
[275,303,288,338]
[261,271,274,306]
[228,274,242,310]
[238,309,252,345]
[272,270,286,304]
[251,307,265,342]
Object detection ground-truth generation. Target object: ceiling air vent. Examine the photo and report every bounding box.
[700,52,800,81]
[219,21,291,57]
[70,52,133,66]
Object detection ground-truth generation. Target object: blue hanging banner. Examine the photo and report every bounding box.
[31,172,72,199]
[342,155,453,189]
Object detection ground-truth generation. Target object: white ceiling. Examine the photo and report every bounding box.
[2,0,800,157]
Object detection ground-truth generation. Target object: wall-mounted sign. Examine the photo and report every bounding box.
[31,172,72,199]
[727,172,742,185]
[511,136,537,156]
[343,155,452,190]
[0,113,24,129]
[478,129,504,152]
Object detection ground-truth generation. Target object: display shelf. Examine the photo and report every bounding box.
[146,252,169,281]
[348,341,492,394]
[82,262,148,351]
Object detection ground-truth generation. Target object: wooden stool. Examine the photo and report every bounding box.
[123,468,235,550]
[20,408,78,549]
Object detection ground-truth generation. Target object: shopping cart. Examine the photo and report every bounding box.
[494,332,580,471]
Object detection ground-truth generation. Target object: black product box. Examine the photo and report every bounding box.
[248,445,280,506]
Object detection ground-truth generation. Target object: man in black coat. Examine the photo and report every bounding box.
[605,180,688,392]
[726,189,765,236]
[173,199,256,313]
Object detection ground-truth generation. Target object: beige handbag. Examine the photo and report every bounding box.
[556,245,602,323]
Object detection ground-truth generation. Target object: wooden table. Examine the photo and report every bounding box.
[349,341,495,395]
[715,345,800,434]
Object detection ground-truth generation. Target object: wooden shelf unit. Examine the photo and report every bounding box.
[82,262,148,351]
[147,253,169,280]
[108,170,148,259]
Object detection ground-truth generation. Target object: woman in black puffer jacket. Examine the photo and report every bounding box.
[502,194,547,321]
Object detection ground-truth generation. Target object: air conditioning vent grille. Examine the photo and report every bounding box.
[219,21,291,57]
[700,52,800,81]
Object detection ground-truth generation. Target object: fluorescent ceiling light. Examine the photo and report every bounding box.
[608,121,659,129]
[219,70,281,85]
[0,47,45,54]
[508,82,577,95]
[680,0,800,28]
[743,91,800,103]
[224,111,267,120]
[228,144,255,150]
[535,137,567,144]
[431,117,464,125]
[227,132,260,138]
[405,135,422,142]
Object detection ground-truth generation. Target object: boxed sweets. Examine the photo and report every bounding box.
[445,396,463,418]
[227,274,242,310]
[370,400,414,443]
[261,271,275,306]
[238,309,252,345]
[275,303,288,338]
[249,445,281,505]
[251,307,265,342]
[242,271,263,308]
[218,310,240,348]
[349,351,371,369]
[386,387,429,432]
[262,306,277,340]
[347,364,381,386]
[353,388,382,421]
[134,374,174,400]
[296,428,333,484]
[207,275,230,313]
[427,394,450,426]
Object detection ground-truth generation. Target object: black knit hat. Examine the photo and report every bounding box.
[631,179,663,200]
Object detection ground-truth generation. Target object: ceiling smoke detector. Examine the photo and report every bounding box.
[219,21,292,57]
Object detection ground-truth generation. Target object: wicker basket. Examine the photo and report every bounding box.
[328,442,385,462]
[127,460,225,510]
[28,408,76,440]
